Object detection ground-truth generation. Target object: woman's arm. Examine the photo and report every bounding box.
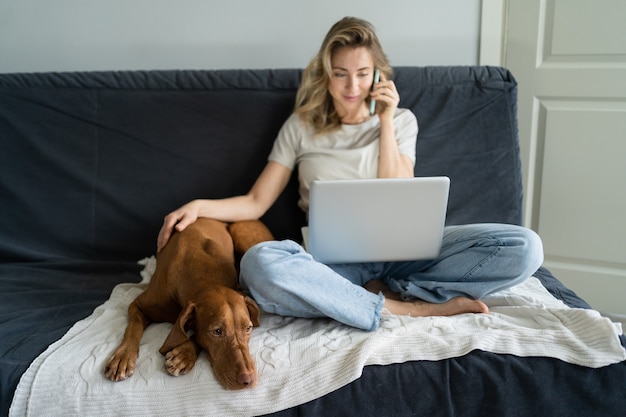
[157,161,292,252]
[378,117,415,178]
[372,78,414,178]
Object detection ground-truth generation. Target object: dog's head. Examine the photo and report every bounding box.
[159,287,260,389]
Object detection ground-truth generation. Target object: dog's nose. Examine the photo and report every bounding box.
[237,371,257,387]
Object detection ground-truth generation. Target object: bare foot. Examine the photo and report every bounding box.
[384,297,489,317]
[365,279,489,317]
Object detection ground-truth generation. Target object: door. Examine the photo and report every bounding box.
[503,0,626,316]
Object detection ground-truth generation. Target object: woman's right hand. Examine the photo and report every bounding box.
[156,161,293,253]
[157,199,204,252]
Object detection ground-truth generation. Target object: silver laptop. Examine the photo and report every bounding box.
[305,177,450,264]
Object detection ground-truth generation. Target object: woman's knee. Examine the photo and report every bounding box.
[449,223,544,280]
[518,226,544,275]
[240,239,307,287]
[482,224,543,260]
[495,224,544,282]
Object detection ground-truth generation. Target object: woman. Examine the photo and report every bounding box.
[157,17,544,331]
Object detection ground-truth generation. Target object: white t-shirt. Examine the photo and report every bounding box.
[268,108,418,212]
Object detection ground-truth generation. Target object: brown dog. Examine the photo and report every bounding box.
[104,218,273,389]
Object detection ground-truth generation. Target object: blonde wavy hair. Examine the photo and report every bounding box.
[294,17,392,135]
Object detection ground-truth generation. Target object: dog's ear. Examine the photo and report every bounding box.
[159,302,196,355]
[245,296,261,327]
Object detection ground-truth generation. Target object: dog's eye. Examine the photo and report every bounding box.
[245,325,253,333]
[212,328,224,337]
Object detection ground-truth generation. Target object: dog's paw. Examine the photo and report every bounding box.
[163,341,199,376]
[104,349,138,382]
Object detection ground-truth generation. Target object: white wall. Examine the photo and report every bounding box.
[0,0,481,73]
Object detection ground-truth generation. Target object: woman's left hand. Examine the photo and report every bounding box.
[371,77,400,121]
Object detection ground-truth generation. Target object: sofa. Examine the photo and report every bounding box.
[1,66,625,417]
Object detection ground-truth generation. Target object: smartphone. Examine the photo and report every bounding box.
[369,68,380,116]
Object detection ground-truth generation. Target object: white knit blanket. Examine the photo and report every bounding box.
[10,257,626,417]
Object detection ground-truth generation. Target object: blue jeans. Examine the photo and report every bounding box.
[240,223,544,331]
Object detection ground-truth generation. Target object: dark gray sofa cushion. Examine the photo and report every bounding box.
[0,66,520,264]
